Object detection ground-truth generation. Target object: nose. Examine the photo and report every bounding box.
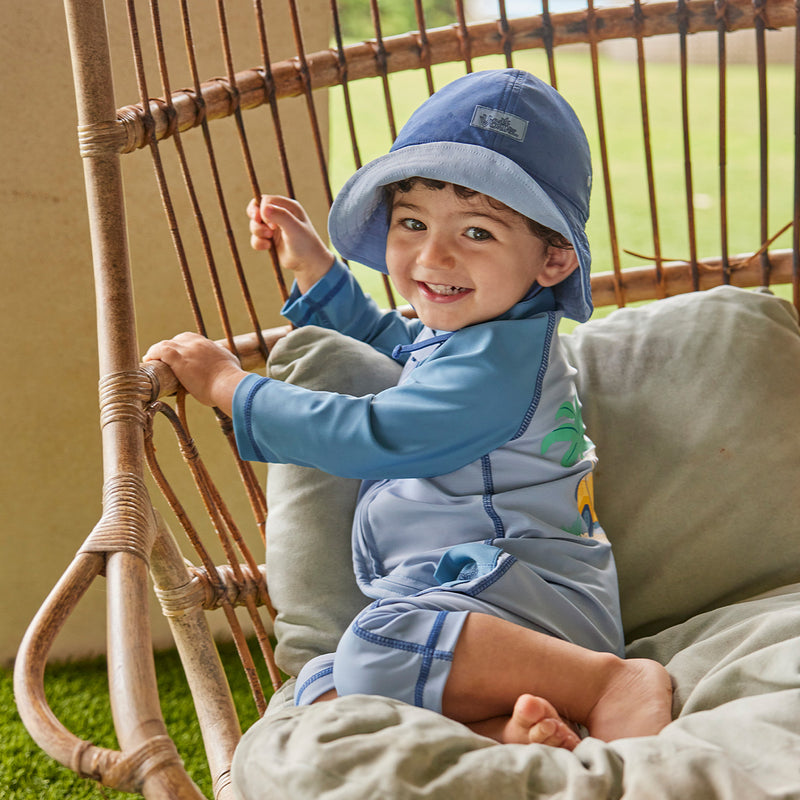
[417,232,455,271]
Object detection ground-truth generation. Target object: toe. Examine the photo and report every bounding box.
[529,718,580,750]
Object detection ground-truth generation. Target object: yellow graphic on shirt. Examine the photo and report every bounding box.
[575,471,604,540]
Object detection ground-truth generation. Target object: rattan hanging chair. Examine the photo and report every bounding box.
[14,0,800,797]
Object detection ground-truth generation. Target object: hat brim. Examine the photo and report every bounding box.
[328,141,593,322]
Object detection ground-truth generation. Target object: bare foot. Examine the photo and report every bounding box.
[586,657,673,742]
[507,694,582,748]
[469,694,581,749]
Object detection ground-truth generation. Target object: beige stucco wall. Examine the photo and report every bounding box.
[2,0,328,664]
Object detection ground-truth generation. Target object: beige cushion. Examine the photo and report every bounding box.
[265,326,402,677]
[562,286,800,638]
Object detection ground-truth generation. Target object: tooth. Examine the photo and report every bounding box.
[427,283,464,295]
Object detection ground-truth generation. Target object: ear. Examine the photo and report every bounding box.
[536,246,580,287]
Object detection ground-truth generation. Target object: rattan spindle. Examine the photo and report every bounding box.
[372,0,405,307]
[253,0,295,199]
[587,0,625,306]
[496,0,514,68]
[287,0,335,205]
[633,0,666,297]
[678,0,701,289]
[541,0,558,88]
[754,0,771,285]
[413,0,436,94]
[330,0,364,167]
[454,0,474,72]
[793,1,800,308]
[369,0,399,140]
[716,0,731,282]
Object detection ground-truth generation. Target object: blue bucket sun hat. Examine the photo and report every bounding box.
[328,68,594,322]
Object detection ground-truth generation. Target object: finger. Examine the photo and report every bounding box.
[259,194,306,220]
[143,340,176,363]
[249,217,275,238]
[142,347,158,363]
[246,197,262,222]
[172,331,204,345]
[250,232,275,251]
[258,201,310,240]
[143,332,199,360]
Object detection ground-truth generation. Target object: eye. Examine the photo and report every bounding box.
[465,226,493,241]
[399,217,426,232]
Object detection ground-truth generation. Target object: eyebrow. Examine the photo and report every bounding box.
[463,210,515,228]
[391,200,516,228]
[391,200,423,213]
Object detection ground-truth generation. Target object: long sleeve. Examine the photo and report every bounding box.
[232,315,553,479]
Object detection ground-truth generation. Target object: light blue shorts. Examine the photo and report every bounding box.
[294,544,623,712]
[295,595,471,712]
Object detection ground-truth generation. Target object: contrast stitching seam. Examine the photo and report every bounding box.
[294,271,349,327]
[243,378,271,461]
[481,454,505,538]
[512,311,556,440]
[295,666,334,704]
[414,610,448,707]
[462,552,517,596]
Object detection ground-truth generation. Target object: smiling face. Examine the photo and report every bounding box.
[384,182,576,331]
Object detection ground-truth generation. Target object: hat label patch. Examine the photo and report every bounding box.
[470,105,528,142]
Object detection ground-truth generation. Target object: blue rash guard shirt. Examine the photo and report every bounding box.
[233,259,624,656]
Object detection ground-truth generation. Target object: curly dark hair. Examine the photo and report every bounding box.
[382,177,572,250]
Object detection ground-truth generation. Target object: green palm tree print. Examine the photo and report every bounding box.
[541,397,588,468]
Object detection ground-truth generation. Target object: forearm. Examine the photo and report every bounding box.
[294,251,336,294]
[203,365,249,416]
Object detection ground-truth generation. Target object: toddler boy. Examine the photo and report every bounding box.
[146,69,672,747]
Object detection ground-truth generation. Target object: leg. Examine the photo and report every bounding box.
[303,600,671,748]
[443,612,673,744]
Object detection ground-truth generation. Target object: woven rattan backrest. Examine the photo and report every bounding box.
[15,0,799,798]
[107,0,800,319]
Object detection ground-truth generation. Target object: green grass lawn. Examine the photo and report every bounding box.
[6,39,796,800]
[2,641,273,800]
